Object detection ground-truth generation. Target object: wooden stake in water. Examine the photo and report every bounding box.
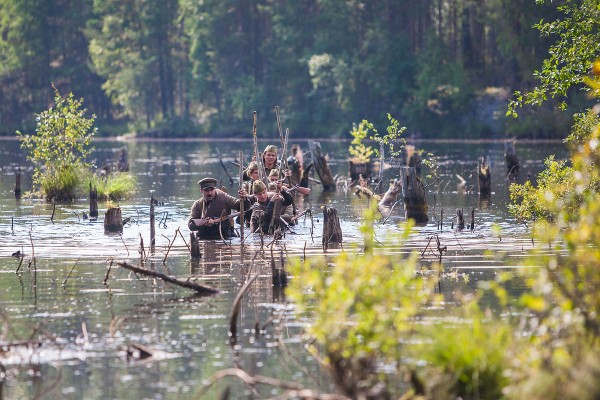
[150,190,156,253]
[89,182,98,220]
[14,167,21,199]
[239,150,245,242]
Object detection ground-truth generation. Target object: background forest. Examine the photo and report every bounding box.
[0,0,590,138]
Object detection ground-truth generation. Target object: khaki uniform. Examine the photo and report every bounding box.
[246,190,293,233]
[188,189,247,239]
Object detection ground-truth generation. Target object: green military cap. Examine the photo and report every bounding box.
[198,177,217,190]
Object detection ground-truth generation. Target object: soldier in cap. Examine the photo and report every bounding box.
[188,177,249,240]
[246,179,293,233]
[262,144,279,177]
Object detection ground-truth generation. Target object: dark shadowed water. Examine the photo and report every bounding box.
[0,137,568,399]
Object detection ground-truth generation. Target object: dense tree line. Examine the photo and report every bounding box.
[0,0,586,138]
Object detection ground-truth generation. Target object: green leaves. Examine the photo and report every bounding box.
[16,86,96,200]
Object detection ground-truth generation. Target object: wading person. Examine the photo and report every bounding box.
[262,144,279,176]
[188,177,248,240]
[246,180,293,233]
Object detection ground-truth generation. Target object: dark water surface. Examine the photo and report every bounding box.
[0,138,568,399]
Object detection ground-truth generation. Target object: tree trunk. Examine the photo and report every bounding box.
[399,166,429,225]
[308,140,336,191]
[104,206,123,233]
[322,206,343,250]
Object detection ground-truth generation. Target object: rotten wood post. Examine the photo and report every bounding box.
[104,206,123,233]
[89,182,98,220]
[322,206,342,250]
[150,191,156,253]
[349,160,371,182]
[456,208,465,230]
[14,167,21,199]
[470,207,475,232]
[405,144,422,176]
[190,232,201,259]
[399,166,429,225]
[505,140,519,180]
[478,156,492,196]
[308,140,336,191]
[377,179,402,214]
[117,147,129,171]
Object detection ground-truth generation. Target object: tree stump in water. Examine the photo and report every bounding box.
[308,140,336,191]
[478,156,492,195]
[322,206,342,250]
[117,148,129,172]
[190,232,201,259]
[89,183,98,220]
[399,166,429,225]
[14,168,21,199]
[505,140,519,180]
[349,160,371,182]
[104,206,123,233]
[455,208,465,230]
[404,145,422,176]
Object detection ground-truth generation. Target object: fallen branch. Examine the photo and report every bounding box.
[115,261,218,295]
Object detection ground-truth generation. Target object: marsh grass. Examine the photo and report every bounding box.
[89,172,137,201]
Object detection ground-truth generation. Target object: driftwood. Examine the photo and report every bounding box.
[308,140,336,191]
[104,206,123,232]
[354,185,381,201]
[289,144,304,184]
[150,193,156,252]
[505,140,519,180]
[89,183,98,219]
[399,166,429,225]
[478,156,492,195]
[377,179,402,211]
[299,160,314,188]
[322,206,342,250]
[116,261,218,294]
[14,167,21,199]
[229,274,259,342]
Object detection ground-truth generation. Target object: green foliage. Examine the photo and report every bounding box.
[507,0,600,117]
[287,201,439,397]
[17,87,96,201]
[418,307,512,400]
[348,120,376,162]
[89,173,137,201]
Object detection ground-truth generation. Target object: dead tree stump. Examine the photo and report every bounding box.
[104,206,123,233]
[190,232,201,259]
[505,140,519,180]
[349,160,371,182]
[117,148,129,172]
[150,193,156,252]
[478,156,492,195]
[89,183,98,220]
[14,168,21,199]
[456,208,465,230]
[309,140,336,191]
[322,206,342,250]
[404,145,422,176]
[399,166,429,225]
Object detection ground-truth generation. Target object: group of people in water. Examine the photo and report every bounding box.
[188,144,311,240]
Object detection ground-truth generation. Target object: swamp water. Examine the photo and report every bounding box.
[0,138,568,399]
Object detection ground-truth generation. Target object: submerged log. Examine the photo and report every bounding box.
[308,140,336,191]
[505,140,519,180]
[354,185,381,201]
[104,206,123,233]
[116,261,218,294]
[399,166,429,225]
[14,167,21,199]
[89,183,98,220]
[478,156,492,195]
[322,206,342,250]
[377,179,402,217]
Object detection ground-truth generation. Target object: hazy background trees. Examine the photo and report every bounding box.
[0,0,586,138]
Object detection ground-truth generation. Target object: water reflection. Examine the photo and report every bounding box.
[0,138,569,399]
